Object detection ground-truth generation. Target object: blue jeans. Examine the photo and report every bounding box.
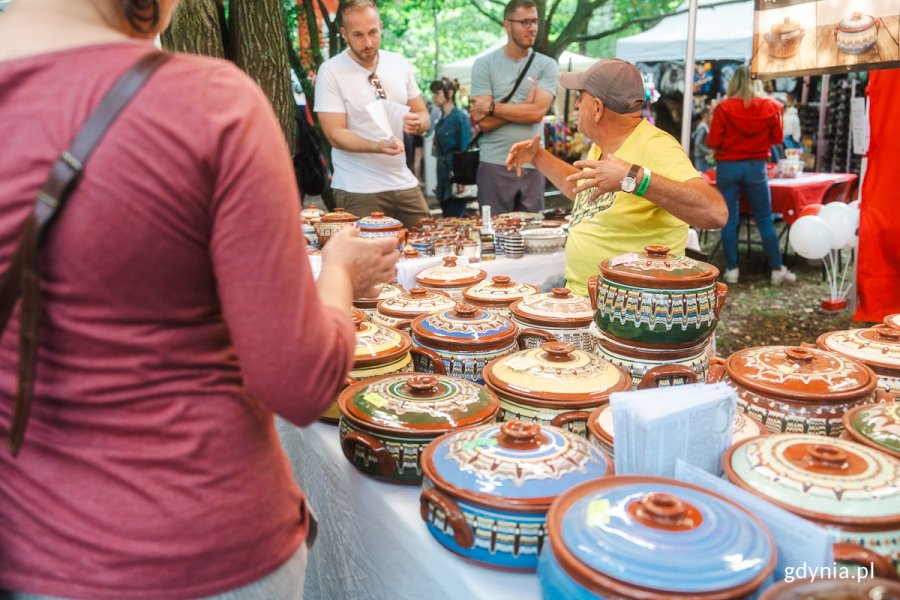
[716,160,783,272]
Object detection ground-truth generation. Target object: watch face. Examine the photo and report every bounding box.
[621,177,637,193]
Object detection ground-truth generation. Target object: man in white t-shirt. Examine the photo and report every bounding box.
[315,0,431,228]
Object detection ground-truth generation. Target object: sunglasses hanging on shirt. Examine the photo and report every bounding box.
[368,72,386,100]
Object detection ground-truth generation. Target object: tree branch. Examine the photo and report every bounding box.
[467,0,503,27]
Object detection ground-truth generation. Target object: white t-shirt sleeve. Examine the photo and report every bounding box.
[406,61,422,101]
[470,57,490,97]
[313,61,345,113]
[537,57,558,96]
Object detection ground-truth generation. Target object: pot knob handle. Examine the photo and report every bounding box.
[453,304,478,318]
[644,245,670,257]
[406,375,439,395]
[630,492,701,531]
[442,256,458,267]
[497,421,547,450]
[785,347,815,363]
[808,444,849,469]
[492,275,512,287]
[541,341,577,361]
[550,287,572,298]
[409,287,428,297]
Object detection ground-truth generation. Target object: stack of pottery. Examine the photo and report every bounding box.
[414,256,487,302]
[461,275,539,317]
[372,287,456,332]
[725,434,900,577]
[314,208,358,247]
[588,246,727,388]
[817,324,900,401]
[509,288,595,353]
[352,282,404,321]
[301,204,324,248]
[538,476,776,599]
[419,420,611,570]
[709,345,879,437]
[409,304,554,384]
[356,211,405,245]
[337,374,499,483]
[482,341,631,436]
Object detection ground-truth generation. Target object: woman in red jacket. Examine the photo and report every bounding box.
[707,66,796,285]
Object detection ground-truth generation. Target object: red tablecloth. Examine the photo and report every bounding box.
[702,171,858,225]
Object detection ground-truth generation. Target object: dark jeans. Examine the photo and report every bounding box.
[716,159,783,272]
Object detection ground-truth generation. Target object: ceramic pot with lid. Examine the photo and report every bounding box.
[419,420,612,571]
[591,322,711,388]
[461,275,539,317]
[765,17,805,58]
[337,374,499,484]
[414,256,487,302]
[314,208,359,247]
[759,577,900,599]
[410,304,555,384]
[818,325,900,401]
[725,434,900,576]
[482,341,631,437]
[588,246,727,349]
[510,288,595,353]
[372,287,456,332]
[352,282,404,320]
[842,403,900,460]
[300,204,325,222]
[887,314,900,330]
[357,211,404,240]
[834,12,880,55]
[538,476,776,599]
[709,346,879,437]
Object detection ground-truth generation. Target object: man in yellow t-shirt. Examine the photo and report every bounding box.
[506,59,727,297]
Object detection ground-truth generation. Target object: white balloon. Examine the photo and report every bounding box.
[790,215,833,260]
[848,199,861,213]
[819,202,855,249]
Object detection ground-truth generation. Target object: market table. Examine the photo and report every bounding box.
[276,420,542,600]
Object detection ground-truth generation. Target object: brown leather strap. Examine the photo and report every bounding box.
[1,50,172,456]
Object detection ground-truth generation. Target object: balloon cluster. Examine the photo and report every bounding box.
[789,200,860,260]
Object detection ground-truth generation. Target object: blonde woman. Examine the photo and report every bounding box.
[707,66,796,285]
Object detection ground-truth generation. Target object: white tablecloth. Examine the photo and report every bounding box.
[395,252,567,291]
[276,420,542,600]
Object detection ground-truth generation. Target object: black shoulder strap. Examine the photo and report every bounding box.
[467,50,540,150]
[0,51,172,456]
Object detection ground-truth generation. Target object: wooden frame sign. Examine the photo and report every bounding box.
[752,0,900,79]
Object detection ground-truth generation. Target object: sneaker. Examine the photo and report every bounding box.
[771,266,797,285]
[723,268,739,284]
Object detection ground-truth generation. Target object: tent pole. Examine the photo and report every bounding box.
[680,0,699,152]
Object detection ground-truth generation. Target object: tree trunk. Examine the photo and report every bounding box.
[160,0,226,58]
[230,0,297,155]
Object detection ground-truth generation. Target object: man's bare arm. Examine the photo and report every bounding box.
[318,112,403,155]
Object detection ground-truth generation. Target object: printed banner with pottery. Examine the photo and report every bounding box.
[752,0,900,79]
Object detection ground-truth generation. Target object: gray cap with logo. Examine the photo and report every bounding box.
[559,58,645,114]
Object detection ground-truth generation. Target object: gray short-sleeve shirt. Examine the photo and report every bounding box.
[471,48,558,166]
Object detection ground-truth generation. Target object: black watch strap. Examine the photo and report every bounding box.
[626,164,640,180]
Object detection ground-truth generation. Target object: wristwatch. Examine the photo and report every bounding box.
[620,164,641,193]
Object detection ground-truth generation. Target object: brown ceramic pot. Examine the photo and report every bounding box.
[759,576,900,599]
[818,325,900,401]
[314,207,358,247]
[842,402,900,460]
[461,275,539,317]
[764,17,805,58]
[510,288,595,353]
[372,287,456,332]
[414,256,487,301]
[352,282,404,319]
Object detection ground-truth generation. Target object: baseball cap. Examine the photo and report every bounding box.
[560,59,645,114]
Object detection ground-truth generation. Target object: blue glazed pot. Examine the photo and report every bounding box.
[539,476,776,598]
[419,421,611,571]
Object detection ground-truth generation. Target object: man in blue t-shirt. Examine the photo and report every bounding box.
[469,0,557,215]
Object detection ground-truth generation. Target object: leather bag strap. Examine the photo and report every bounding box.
[0,50,172,456]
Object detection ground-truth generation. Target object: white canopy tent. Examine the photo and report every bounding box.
[615,0,753,63]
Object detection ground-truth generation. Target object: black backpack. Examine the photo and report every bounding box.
[294,106,329,197]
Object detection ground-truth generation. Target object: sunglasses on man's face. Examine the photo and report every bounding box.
[368,73,387,100]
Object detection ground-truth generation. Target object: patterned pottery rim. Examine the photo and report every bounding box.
[352,309,412,368]
[420,421,612,512]
[817,326,900,374]
[724,345,878,404]
[591,324,710,361]
[599,245,720,290]
[509,288,593,328]
[586,405,614,449]
[353,282,404,311]
[376,287,455,320]
[723,434,900,530]
[357,211,403,231]
[886,314,900,330]
[410,305,517,353]
[482,342,630,408]
[758,577,900,599]
[337,373,499,437]
[318,207,359,223]
[545,476,776,599]
[414,256,487,288]
[461,276,540,309]
[841,403,900,460]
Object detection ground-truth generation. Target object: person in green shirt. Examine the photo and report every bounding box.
[506,58,727,297]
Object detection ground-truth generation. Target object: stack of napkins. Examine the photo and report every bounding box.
[611,382,736,477]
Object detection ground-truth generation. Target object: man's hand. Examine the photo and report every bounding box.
[403,111,423,135]
[566,154,631,201]
[469,96,493,122]
[377,136,405,156]
[506,135,542,177]
[321,227,400,300]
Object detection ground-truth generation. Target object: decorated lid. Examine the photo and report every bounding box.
[352,309,411,368]
[590,405,762,447]
[411,305,517,351]
[725,434,900,528]
[301,204,325,221]
[353,282,404,311]
[886,314,900,330]
[376,287,455,320]
[319,207,359,224]
[337,374,499,437]
[599,246,719,290]
[482,342,630,408]
[509,287,593,328]
[759,577,900,600]
[400,245,423,260]
[414,256,487,289]
[817,325,900,374]
[837,11,876,33]
[842,403,900,460]
[771,16,801,35]
[546,477,775,597]
[357,211,403,232]
[724,346,877,403]
[420,421,611,510]
[462,275,539,307]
